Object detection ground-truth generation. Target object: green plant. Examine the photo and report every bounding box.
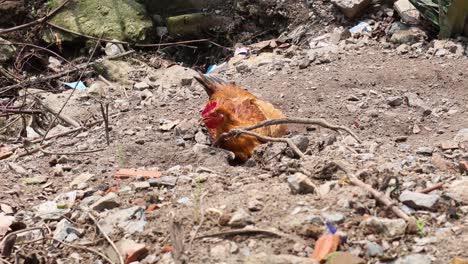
[45,0,59,9]
[416,219,426,236]
[116,144,125,167]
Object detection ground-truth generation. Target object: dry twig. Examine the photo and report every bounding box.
[332,161,414,223]
[99,102,110,145]
[0,51,135,95]
[418,182,444,194]
[39,36,102,144]
[88,213,124,264]
[0,0,72,35]
[39,147,106,155]
[170,216,186,264]
[195,228,306,244]
[213,117,360,159]
[0,258,12,264]
[188,192,208,250]
[51,237,114,264]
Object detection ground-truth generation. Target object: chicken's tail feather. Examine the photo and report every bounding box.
[194,72,228,96]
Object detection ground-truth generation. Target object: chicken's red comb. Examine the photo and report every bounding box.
[202,101,217,116]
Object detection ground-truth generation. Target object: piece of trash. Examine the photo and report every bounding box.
[105,185,120,194]
[161,245,173,253]
[0,212,15,236]
[350,21,371,34]
[234,47,249,56]
[1,204,14,215]
[206,62,228,74]
[64,81,87,90]
[310,233,340,261]
[326,221,337,234]
[177,197,191,205]
[114,169,162,179]
[0,151,13,160]
[144,204,158,214]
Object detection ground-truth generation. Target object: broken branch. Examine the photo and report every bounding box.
[0,0,72,35]
[195,228,307,244]
[39,148,106,155]
[51,237,114,264]
[88,213,124,264]
[332,161,414,224]
[0,50,135,95]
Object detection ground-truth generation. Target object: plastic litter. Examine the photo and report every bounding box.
[63,81,87,90]
[350,21,371,34]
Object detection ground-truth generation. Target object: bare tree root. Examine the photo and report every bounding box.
[331,161,414,224]
[213,117,360,159]
[237,118,360,143]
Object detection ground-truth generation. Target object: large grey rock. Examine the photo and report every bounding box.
[393,0,421,24]
[360,217,407,238]
[454,128,468,144]
[331,0,372,19]
[90,193,120,212]
[394,254,432,264]
[446,177,468,204]
[399,191,439,210]
[45,0,153,43]
[404,92,432,116]
[321,211,345,224]
[288,173,316,194]
[228,209,254,228]
[366,241,384,257]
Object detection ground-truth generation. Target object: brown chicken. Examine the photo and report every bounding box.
[195,73,288,162]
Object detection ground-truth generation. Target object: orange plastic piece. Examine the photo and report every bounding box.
[310,234,340,261]
[144,204,159,214]
[161,245,173,253]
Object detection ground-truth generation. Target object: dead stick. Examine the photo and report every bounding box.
[40,148,106,155]
[195,228,307,244]
[0,0,72,35]
[99,102,110,145]
[36,99,81,128]
[214,117,361,149]
[9,112,120,152]
[0,258,12,264]
[39,36,102,144]
[1,234,16,258]
[418,182,444,194]
[222,129,305,158]
[0,108,42,114]
[245,118,361,143]
[88,213,124,264]
[16,142,52,158]
[51,237,114,264]
[333,162,413,223]
[0,50,135,94]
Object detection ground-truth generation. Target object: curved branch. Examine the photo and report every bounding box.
[239,118,361,143]
[0,0,73,35]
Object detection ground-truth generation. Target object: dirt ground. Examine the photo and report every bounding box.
[1,45,468,263]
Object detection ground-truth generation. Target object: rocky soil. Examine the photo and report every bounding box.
[1,1,468,264]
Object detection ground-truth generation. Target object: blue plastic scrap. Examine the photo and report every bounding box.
[350,21,371,34]
[64,81,87,90]
[326,221,337,234]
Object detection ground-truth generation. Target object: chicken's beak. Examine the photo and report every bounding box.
[198,116,207,125]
